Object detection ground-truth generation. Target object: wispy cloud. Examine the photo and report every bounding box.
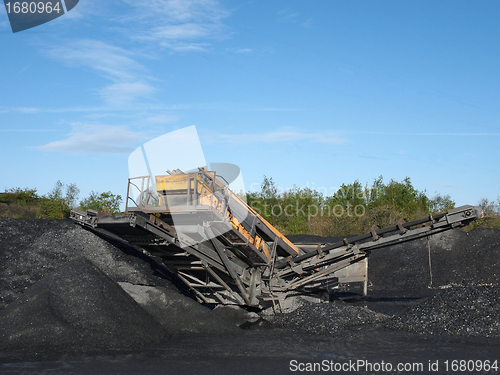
[46,40,143,81]
[9,107,40,114]
[0,128,59,132]
[209,131,347,145]
[121,0,228,22]
[45,39,156,106]
[236,48,253,54]
[249,107,301,112]
[347,131,500,136]
[278,8,312,28]
[121,0,230,51]
[36,123,147,154]
[278,9,300,22]
[145,115,179,124]
[98,82,156,106]
[0,102,199,114]
[432,183,457,189]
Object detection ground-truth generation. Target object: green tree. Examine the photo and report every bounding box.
[257,176,280,224]
[370,177,429,218]
[64,183,80,209]
[0,187,39,205]
[477,197,497,216]
[429,193,455,213]
[39,181,81,219]
[326,180,366,216]
[79,191,122,214]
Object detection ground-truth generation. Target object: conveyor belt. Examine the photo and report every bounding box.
[70,169,484,308]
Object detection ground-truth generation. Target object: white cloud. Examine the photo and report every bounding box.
[121,0,228,23]
[98,82,156,106]
[0,128,59,132]
[122,0,230,51]
[0,103,191,114]
[432,183,457,189]
[148,23,213,40]
[278,8,313,28]
[249,107,301,112]
[36,123,147,154]
[165,42,211,52]
[211,131,347,145]
[15,107,40,114]
[45,40,155,106]
[278,9,300,22]
[302,19,313,29]
[236,48,253,54]
[46,40,144,82]
[146,115,179,124]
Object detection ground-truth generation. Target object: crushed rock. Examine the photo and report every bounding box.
[119,282,240,335]
[387,285,500,337]
[0,218,182,309]
[288,228,500,292]
[269,300,389,335]
[0,219,241,352]
[212,305,261,327]
[0,259,166,352]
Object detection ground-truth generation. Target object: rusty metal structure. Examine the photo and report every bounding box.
[71,168,483,308]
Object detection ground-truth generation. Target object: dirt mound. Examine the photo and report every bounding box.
[270,300,388,335]
[387,285,500,337]
[0,259,166,352]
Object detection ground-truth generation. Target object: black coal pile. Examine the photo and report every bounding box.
[387,285,500,337]
[0,259,166,352]
[270,300,388,335]
[0,218,175,308]
[0,218,239,353]
[368,228,500,291]
[284,228,500,339]
[288,228,500,292]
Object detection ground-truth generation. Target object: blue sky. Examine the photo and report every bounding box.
[1,0,499,208]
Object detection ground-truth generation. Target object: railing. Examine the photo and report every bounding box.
[126,175,159,212]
